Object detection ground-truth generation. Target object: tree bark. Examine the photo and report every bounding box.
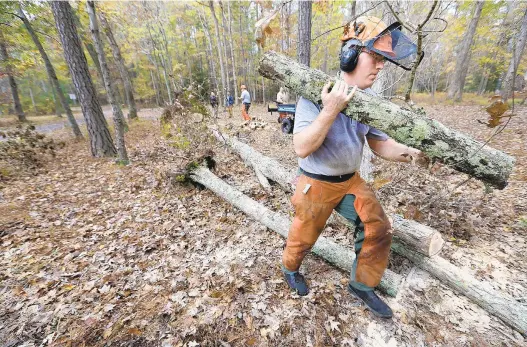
[224,1,239,103]
[98,12,138,120]
[213,130,444,257]
[18,4,82,137]
[197,8,218,94]
[297,0,312,66]
[239,5,248,88]
[258,51,515,189]
[87,1,128,164]
[501,7,527,101]
[391,242,527,336]
[188,166,402,297]
[208,1,227,104]
[0,31,27,123]
[51,0,116,157]
[447,1,484,102]
[218,1,231,97]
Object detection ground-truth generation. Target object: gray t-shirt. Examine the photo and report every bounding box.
[294,90,388,176]
[241,90,251,104]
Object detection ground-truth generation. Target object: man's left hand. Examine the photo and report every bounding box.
[403,147,430,168]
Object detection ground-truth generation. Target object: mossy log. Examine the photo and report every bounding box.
[391,242,527,336]
[215,130,444,257]
[258,51,515,189]
[189,166,402,297]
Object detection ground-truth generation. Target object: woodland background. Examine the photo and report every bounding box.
[1,0,526,119]
[1,1,527,346]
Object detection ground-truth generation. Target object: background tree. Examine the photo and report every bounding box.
[447,1,484,101]
[0,31,27,122]
[86,1,128,163]
[208,1,227,104]
[297,0,312,66]
[501,7,527,100]
[98,11,138,120]
[50,0,116,157]
[17,3,82,138]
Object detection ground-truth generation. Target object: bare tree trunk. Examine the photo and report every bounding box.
[447,1,484,101]
[261,76,265,104]
[197,8,218,94]
[208,1,227,104]
[51,0,116,157]
[218,1,231,99]
[0,31,27,122]
[99,12,138,120]
[149,51,165,105]
[297,0,312,66]
[18,4,82,137]
[322,2,332,73]
[87,1,128,164]
[226,1,239,104]
[49,75,63,117]
[501,7,527,101]
[144,8,172,104]
[239,5,248,87]
[150,70,161,106]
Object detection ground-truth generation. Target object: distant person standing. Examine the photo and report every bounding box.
[276,87,290,104]
[226,93,234,118]
[210,92,218,118]
[239,84,251,121]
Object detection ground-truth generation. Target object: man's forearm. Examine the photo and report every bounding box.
[368,138,412,163]
[293,109,338,158]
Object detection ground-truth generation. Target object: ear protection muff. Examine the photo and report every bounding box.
[340,39,363,72]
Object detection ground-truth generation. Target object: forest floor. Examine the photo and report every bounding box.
[0,102,526,347]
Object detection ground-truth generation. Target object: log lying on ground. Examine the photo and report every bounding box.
[212,133,526,336]
[258,51,515,189]
[189,166,402,297]
[215,130,444,257]
[391,242,527,336]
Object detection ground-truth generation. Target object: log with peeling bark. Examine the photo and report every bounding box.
[258,51,515,189]
[214,130,444,257]
[203,135,525,336]
[391,242,527,336]
[189,166,402,297]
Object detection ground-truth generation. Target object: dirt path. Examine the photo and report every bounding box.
[0,104,525,346]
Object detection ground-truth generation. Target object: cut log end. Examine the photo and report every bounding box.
[429,232,445,257]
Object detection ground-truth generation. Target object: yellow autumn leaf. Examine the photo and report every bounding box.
[62,283,75,291]
[373,177,391,190]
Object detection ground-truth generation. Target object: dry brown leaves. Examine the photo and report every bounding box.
[0,104,525,346]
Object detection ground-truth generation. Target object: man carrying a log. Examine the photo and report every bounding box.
[281,16,427,318]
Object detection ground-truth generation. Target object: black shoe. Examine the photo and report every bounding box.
[283,272,309,296]
[348,284,393,318]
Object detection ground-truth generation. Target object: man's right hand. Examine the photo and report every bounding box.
[321,80,357,117]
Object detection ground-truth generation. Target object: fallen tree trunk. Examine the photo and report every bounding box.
[209,134,526,337]
[189,166,402,297]
[258,51,515,189]
[391,242,527,336]
[214,130,444,257]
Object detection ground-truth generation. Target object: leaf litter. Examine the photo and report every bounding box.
[0,104,526,346]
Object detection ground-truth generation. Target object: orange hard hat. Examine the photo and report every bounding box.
[341,16,395,57]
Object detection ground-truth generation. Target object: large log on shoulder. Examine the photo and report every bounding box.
[189,166,402,297]
[214,130,444,257]
[258,51,515,189]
